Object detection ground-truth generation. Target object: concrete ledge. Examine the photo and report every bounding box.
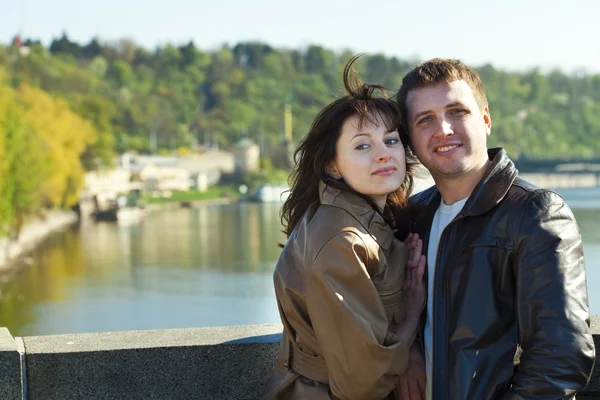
[0,317,597,399]
[22,324,282,400]
[0,327,21,400]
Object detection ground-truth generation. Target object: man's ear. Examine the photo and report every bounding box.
[483,105,492,136]
[326,163,342,179]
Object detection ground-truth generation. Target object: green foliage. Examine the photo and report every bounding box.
[69,94,116,168]
[0,91,49,239]
[1,35,599,239]
[17,84,97,208]
[144,186,239,204]
[4,36,600,160]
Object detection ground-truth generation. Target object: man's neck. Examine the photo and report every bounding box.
[435,160,491,205]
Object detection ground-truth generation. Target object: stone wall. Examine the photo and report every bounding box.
[0,319,598,399]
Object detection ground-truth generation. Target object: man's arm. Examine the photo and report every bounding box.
[503,191,595,399]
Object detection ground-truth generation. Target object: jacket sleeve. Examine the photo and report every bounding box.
[306,230,411,400]
[502,191,596,399]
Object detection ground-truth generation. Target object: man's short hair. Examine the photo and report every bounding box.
[396,58,488,126]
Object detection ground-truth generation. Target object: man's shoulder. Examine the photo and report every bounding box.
[511,176,541,193]
[509,176,567,205]
[501,176,573,222]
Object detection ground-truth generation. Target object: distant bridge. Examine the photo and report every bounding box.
[515,158,600,173]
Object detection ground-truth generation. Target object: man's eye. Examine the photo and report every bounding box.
[386,138,399,145]
[417,116,432,125]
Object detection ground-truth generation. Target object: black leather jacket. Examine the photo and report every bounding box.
[403,148,595,399]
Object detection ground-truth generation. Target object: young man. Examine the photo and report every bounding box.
[394,58,595,399]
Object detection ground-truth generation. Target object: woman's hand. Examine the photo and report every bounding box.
[398,342,426,400]
[403,233,426,319]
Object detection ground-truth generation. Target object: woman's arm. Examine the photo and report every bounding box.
[306,231,422,400]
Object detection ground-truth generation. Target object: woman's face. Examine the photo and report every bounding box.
[329,113,406,209]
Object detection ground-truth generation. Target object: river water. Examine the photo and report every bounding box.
[0,187,598,336]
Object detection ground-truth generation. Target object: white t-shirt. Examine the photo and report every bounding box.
[425,197,468,400]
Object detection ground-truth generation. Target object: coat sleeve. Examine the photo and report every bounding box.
[502,191,596,399]
[306,230,411,400]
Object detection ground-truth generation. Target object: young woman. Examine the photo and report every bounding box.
[262,56,426,400]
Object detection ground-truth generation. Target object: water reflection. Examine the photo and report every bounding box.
[0,203,287,336]
[0,197,598,336]
[0,227,86,334]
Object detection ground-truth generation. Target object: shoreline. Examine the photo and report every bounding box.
[144,196,234,210]
[0,197,234,277]
[0,210,79,275]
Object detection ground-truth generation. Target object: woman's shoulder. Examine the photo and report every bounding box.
[278,204,370,276]
[295,203,381,257]
[313,202,369,235]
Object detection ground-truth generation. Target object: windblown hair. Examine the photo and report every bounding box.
[395,58,488,129]
[280,55,418,237]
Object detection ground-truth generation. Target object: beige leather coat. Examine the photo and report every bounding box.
[262,183,414,400]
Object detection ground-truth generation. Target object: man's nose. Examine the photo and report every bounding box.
[433,118,454,139]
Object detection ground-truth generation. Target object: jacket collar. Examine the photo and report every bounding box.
[405,148,518,268]
[417,147,518,217]
[461,147,519,216]
[318,182,395,251]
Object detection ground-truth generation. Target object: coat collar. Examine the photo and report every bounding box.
[403,148,519,279]
[462,147,519,216]
[415,147,519,218]
[318,182,395,251]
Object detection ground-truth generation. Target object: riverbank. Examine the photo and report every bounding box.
[0,210,78,274]
[0,196,236,275]
[143,185,240,205]
[144,196,234,211]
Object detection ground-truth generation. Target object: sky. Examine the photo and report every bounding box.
[2,0,599,74]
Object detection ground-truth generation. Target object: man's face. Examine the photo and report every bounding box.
[406,80,491,182]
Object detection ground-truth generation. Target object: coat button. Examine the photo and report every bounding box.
[284,361,289,368]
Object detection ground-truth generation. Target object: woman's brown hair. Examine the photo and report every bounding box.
[281,54,418,237]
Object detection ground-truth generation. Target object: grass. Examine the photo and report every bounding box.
[143,185,241,204]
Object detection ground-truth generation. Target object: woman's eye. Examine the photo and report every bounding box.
[386,138,399,145]
[356,144,369,150]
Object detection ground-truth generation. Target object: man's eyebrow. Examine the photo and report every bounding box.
[412,110,430,123]
[412,102,467,123]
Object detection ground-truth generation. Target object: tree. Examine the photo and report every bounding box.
[107,60,134,88]
[70,95,116,168]
[0,89,48,239]
[49,32,82,57]
[2,36,599,163]
[83,38,102,59]
[17,85,97,207]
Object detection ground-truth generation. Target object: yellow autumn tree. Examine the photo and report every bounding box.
[17,85,98,208]
[0,84,46,238]
[0,78,9,233]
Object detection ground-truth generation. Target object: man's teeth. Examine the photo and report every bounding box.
[436,145,458,152]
